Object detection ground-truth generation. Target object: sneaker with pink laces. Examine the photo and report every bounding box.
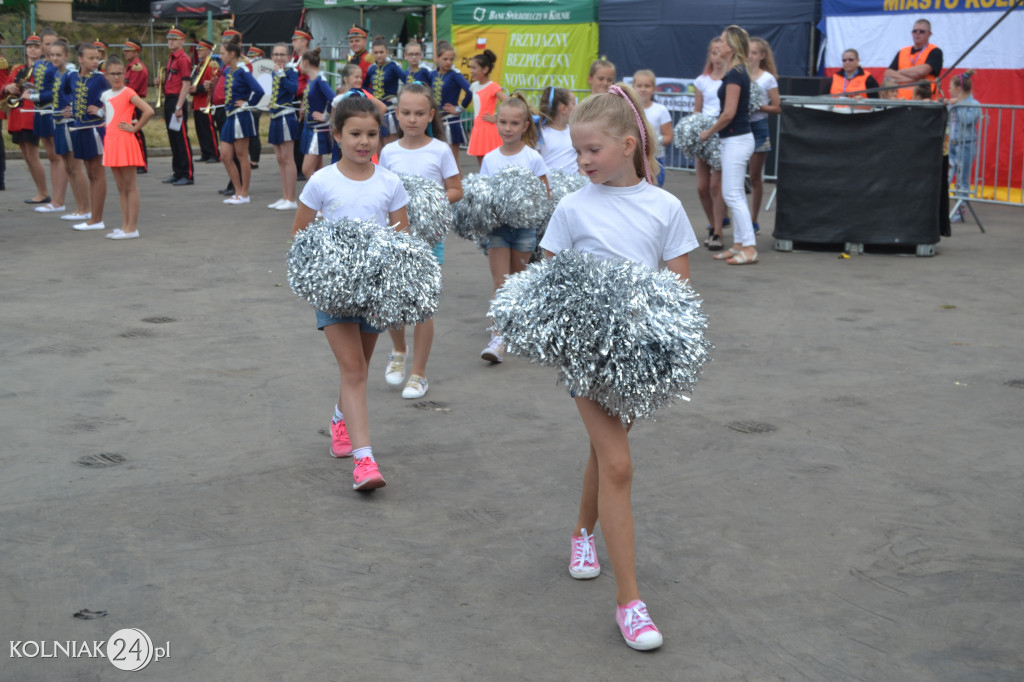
[569,529,600,579]
[353,458,386,490]
[330,419,352,458]
[615,600,663,650]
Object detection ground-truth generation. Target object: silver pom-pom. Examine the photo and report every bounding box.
[748,81,764,115]
[399,173,453,248]
[491,164,550,230]
[288,217,442,330]
[532,169,589,262]
[489,250,712,422]
[547,169,589,206]
[673,113,721,170]
[452,173,499,249]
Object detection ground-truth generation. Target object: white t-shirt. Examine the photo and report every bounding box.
[299,163,409,226]
[379,138,460,187]
[694,74,722,118]
[479,145,549,179]
[539,125,578,174]
[540,181,698,269]
[750,71,779,122]
[644,101,672,160]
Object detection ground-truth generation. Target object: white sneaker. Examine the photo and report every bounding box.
[275,200,299,211]
[61,211,91,221]
[402,375,429,399]
[223,195,251,205]
[35,204,66,213]
[106,229,139,240]
[384,351,406,386]
[267,198,285,209]
[480,336,504,364]
[72,221,106,231]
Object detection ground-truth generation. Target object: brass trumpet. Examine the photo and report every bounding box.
[155,65,166,108]
[1,69,31,113]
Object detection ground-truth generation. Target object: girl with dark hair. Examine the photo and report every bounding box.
[290,95,410,491]
[218,40,265,205]
[299,47,336,181]
[466,49,506,165]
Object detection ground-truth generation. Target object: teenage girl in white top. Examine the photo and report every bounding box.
[747,37,781,233]
[694,38,728,249]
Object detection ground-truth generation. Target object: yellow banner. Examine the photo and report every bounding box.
[453,23,597,93]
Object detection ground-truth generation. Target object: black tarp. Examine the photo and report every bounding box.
[229,0,305,48]
[775,105,945,246]
[598,0,818,78]
[150,0,231,20]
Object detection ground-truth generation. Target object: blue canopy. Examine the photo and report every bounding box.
[598,0,819,79]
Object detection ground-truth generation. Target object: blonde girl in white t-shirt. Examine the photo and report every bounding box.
[537,85,578,174]
[290,95,410,492]
[747,37,781,234]
[538,83,697,652]
[631,69,673,187]
[478,93,550,364]
[378,83,464,399]
[694,38,729,249]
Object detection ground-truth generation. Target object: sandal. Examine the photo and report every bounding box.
[707,235,724,251]
[713,247,740,260]
[726,249,759,265]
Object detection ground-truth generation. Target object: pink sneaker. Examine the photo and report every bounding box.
[330,419,352,458]
[569,529,600,579]
[615,600,663,650]
[353,458,386,490]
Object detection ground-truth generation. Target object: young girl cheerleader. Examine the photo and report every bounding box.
[299,47,335,183]
[363,37,404,146]
[694,38,729,249]
[747,37,781,234]
[4,36,49,204]
[49,41,90,222]
[539,83,699,651]
[99,55,154,239]
[701,25,757,265]
[330,65,387,164]
[430,41,472,163]
[218,40,265,206]
[28,38,65,214]
[290,96,410,491]
[587,59,616,95]
[631,70,673,187]
[465,49,506,166]
[378,82,463,399]
[266,43,299,211]
[66,43,109,232]
[403,41,431,85]
[537,86,578,174]
[478,93,549,364]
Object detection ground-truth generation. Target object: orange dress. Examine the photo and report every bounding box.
[467,80,503,156]
[102,87,145,168]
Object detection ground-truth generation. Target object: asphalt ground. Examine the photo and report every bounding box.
[2,156,1022,681]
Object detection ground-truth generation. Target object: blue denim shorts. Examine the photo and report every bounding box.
[751,118,771,153]
[315,310,383,334]
[486,225,537,253]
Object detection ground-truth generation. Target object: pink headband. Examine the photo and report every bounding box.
[607,85,653,184]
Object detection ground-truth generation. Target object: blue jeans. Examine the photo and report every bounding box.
[950,141,977,195]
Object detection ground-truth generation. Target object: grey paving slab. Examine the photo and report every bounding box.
[1,157,1022,681]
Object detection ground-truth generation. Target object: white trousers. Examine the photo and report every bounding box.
[721,133,756,247]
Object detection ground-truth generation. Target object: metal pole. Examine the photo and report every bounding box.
[207,10,214,43]
[30,1,36,36]
[808,22,815,77]
[432,4,437,63]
